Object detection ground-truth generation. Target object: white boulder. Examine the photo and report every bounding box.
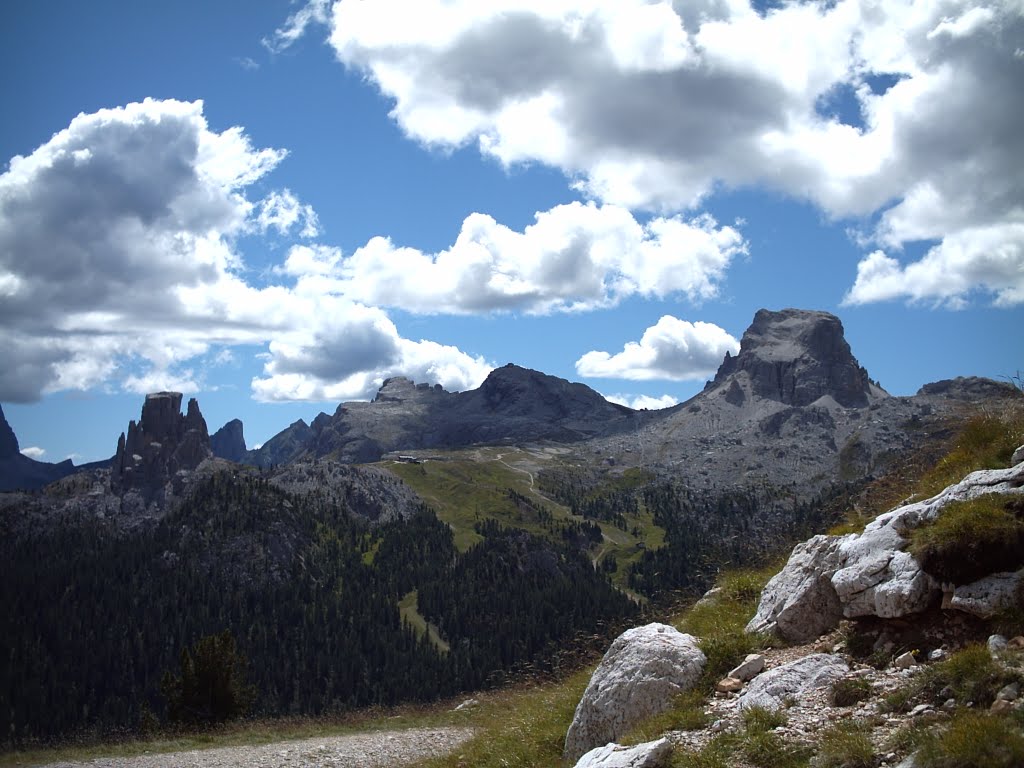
[747,461,1024,641]
[950,570,1024,618]
[573,738,672,768]
[738,653,849,711]
[564,623,705,763]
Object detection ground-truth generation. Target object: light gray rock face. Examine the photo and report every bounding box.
[1013,444,1024,467]
[950,570,1024,618]
[573,738,672,768]
[747,460,1024,641]
[746,535,849,641]
[564,623,706,763]
[738,653,849,711]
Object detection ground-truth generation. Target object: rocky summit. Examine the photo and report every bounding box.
[0,404,19,460]
[709,308,880,408]
[211,418,247,463]
[111,391,213,496]
[0,403,77,492]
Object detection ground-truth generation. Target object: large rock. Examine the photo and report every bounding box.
[950,570,1024,618]
[564,623,705,763]
[738,653,848,711]
[748,459,1024,640]
[573,738,672,768]
[746,534,848,641]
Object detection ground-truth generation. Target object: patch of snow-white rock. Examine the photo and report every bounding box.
[950,569,1024,618]
[572,738,673,768]
[737,653,849,712]
[563,623,706,763]
[747,455,1024,641]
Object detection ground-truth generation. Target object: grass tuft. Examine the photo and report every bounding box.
[830,678,873,707]
[908,494,1024,584]
[812,721,875,768]
[916,711,1024,768]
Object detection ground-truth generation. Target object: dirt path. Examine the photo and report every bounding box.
[38,727,476,768]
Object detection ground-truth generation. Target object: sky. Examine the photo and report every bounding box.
[1,0,1022,464]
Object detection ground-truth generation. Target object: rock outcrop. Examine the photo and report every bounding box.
[748,448,1024,641]
[709,308,877,408]
[111,392,213,496]
[564,623,706,763]
[211,419,246,462]
[573,738,672,768]
[737,653,849,711]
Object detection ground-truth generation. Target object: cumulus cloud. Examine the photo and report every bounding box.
[20,446,46,460]
[263,0,332,53]
[576,316,739,381]
[604,393,679,411]
[291,0,1023,307]
[0,99,492,403]
[294,204,745,314]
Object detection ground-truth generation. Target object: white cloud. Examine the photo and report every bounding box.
[256,189,320,238]
[299,0,1024,307]
[20,446,46,460]
[604,393,679,411]
[320,203,745,315]
[263,0,332,53]
[0,99,492,403]
[576,316,739,381]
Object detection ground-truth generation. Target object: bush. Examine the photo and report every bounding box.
[916,413,1024,500]
[908,494,1024,584]
[916,644,1020,709]
[160,630,255,727]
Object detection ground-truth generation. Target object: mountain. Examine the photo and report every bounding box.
[248,364,641,466]
[591,308,1019,500]
[211,418,246,462]
[0,403,77,492]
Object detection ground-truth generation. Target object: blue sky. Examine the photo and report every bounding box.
[2,0,1022,463]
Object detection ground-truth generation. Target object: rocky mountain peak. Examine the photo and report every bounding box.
[211,419,246,462]
[373,376,445,403]
[0,404,19,459]
[710,308,876,408]
[112,392,212,495]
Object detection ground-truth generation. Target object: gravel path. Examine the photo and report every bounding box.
[38,727,476,768]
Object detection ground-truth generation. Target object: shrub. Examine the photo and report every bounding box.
[915,412,1024,500]
[916,711,1024,768]
[813,722,875,768]
[743,705,788,732]
[908,494,1024,584]
[160,630,255,727]
[830,678,873,707]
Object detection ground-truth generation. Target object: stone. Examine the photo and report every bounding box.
[988,634,1009,654]
[716,677,743,693]
[928,649,946,662]
[1009,636,1024,649]
[990,699,1013,714]
[909,704,933,717]
[1012,444,1024,467]
[452,698,479,711]
[747,458,1024,641]
[745,535,848,641]
[950,570,1024,618]
[564,623,706,763]
[738,653,848,712]
[572,738,672,768]
[895,652,917,670]
[996,683,1019,702]
[728,654,766,682]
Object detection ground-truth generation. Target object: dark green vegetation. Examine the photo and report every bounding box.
[908,494,1024,584]
[1,472,635,744]
[160,630,255,727]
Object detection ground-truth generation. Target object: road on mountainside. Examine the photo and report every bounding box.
[38,727,476,768]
